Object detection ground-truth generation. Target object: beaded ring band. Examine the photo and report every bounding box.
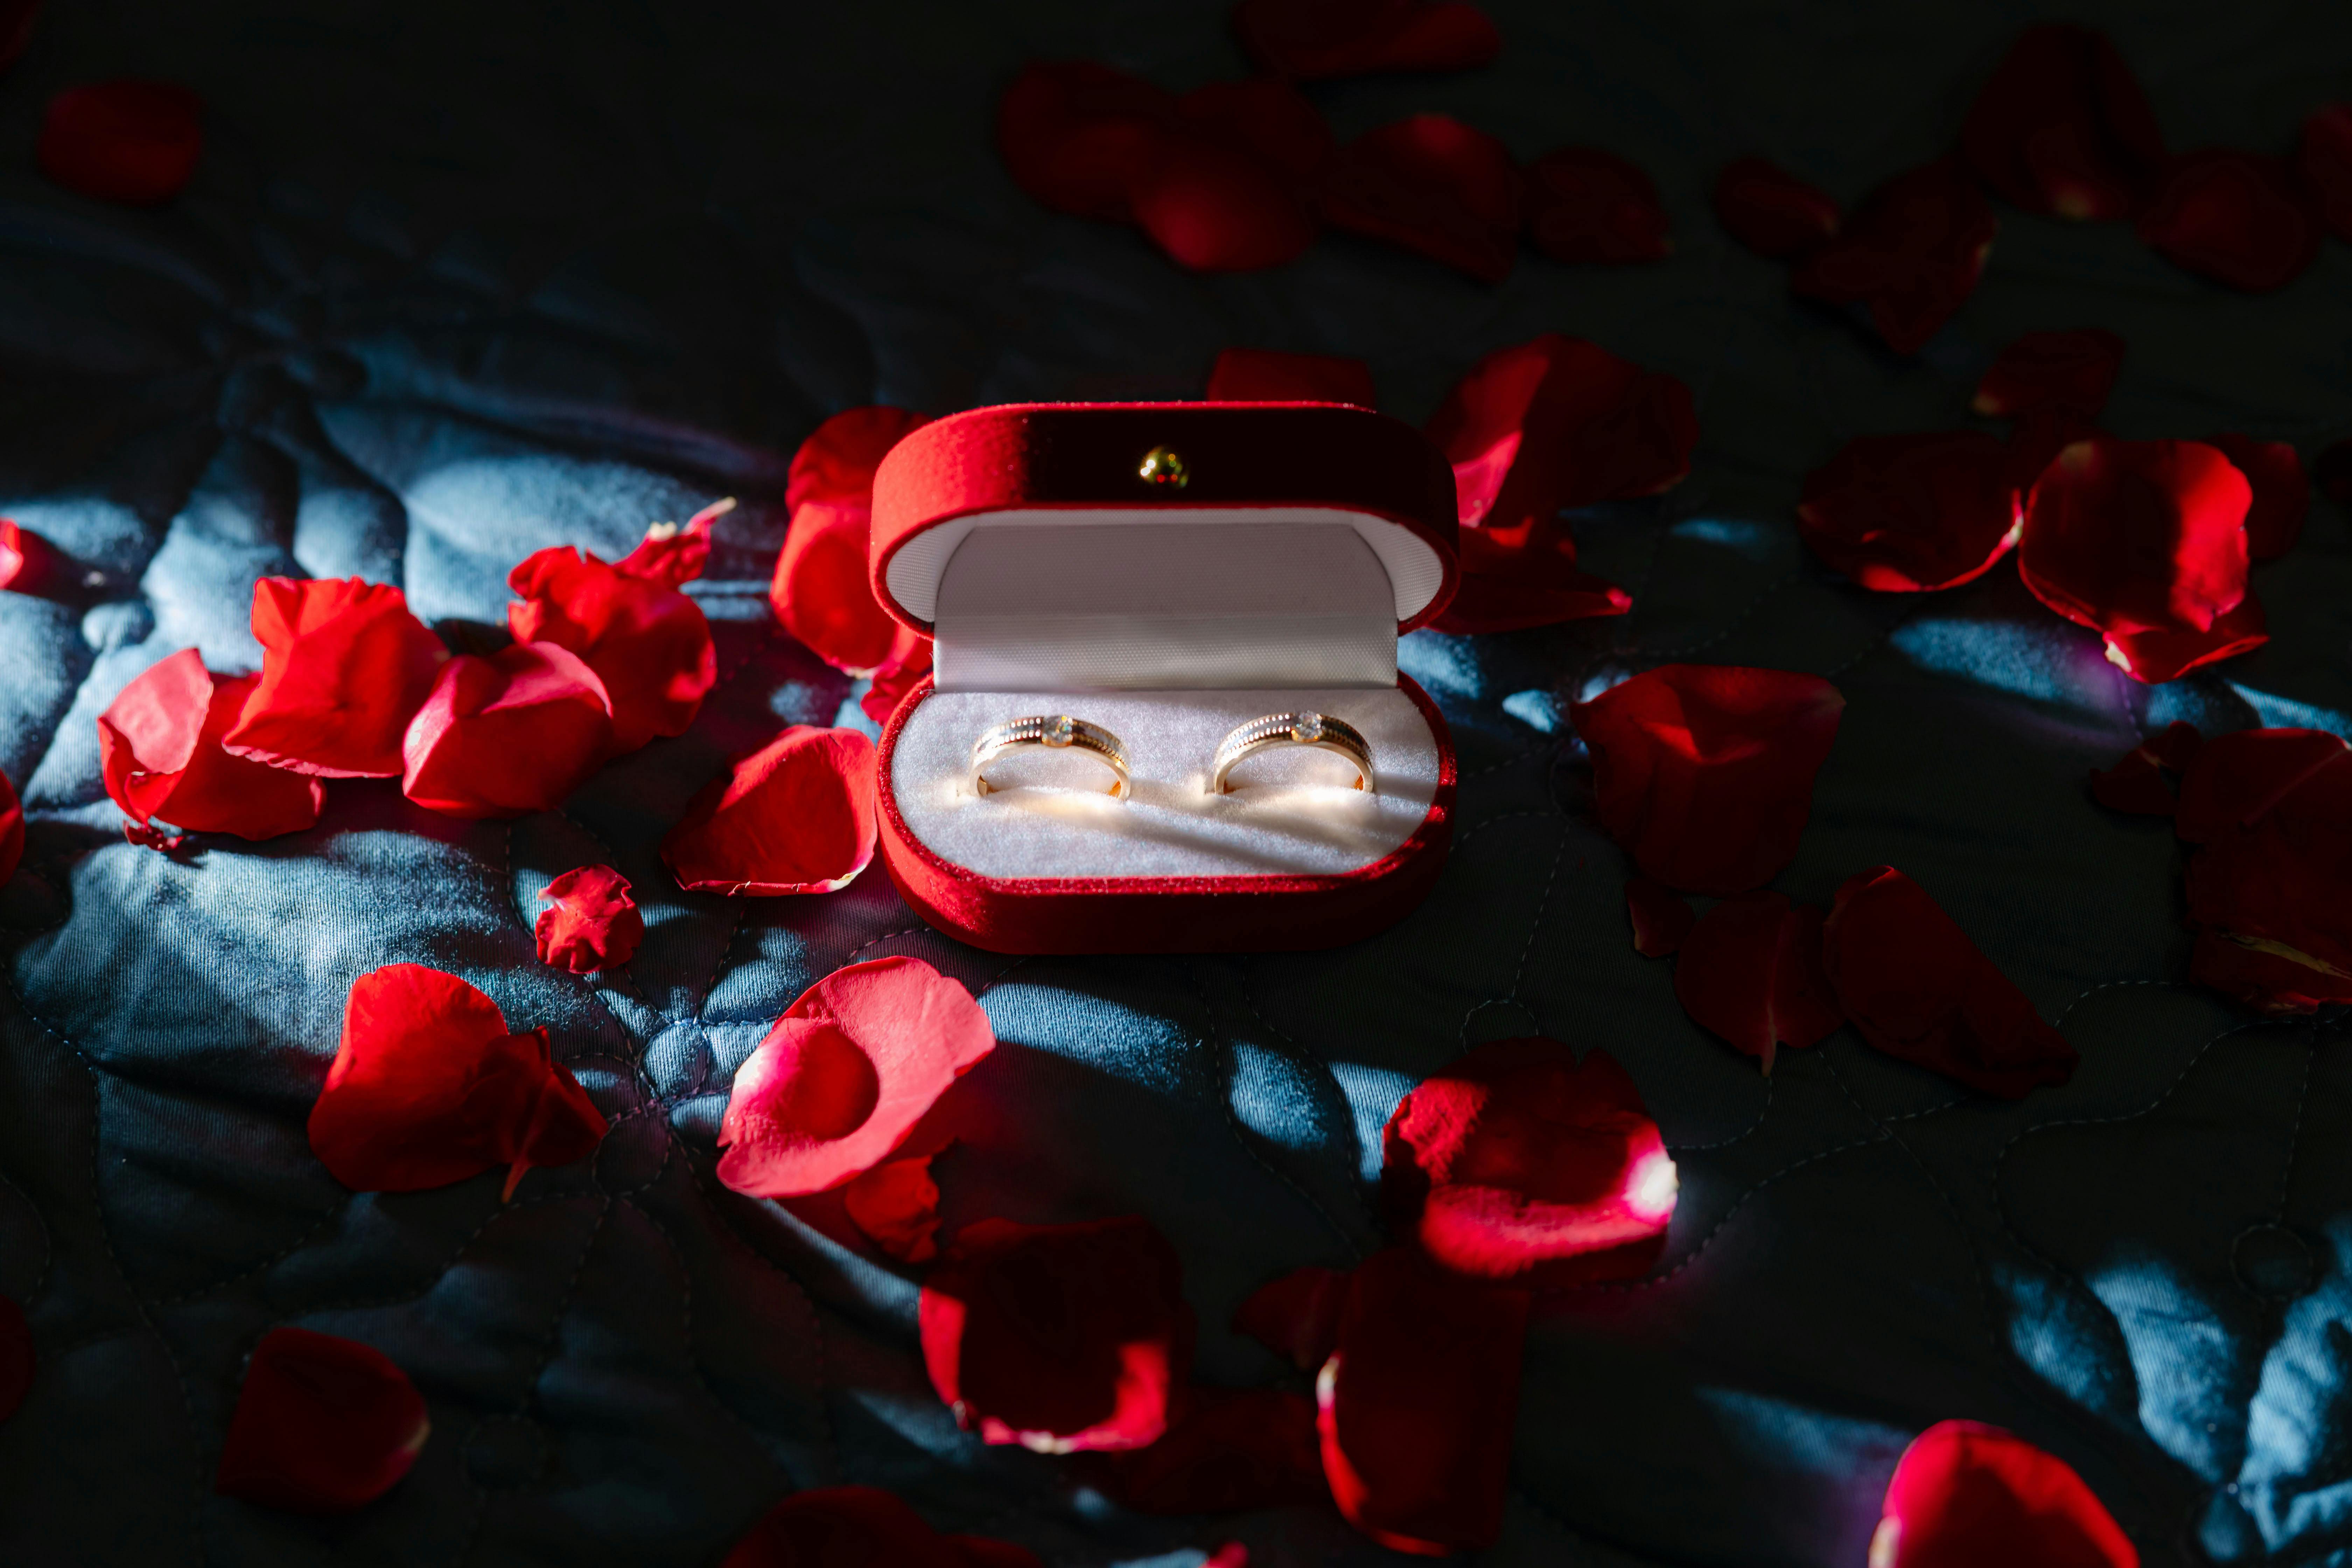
[970,714,1132,800]
[1209,712,1373,795]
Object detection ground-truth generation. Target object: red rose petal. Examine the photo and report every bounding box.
[0,1293,28,1423]
[1206,1545,1249,1568]
[2174,729,2352,1014]
[1570,665,1845,897]
[1434,534,1631,634]
[1791,160,1997,356]
[224,577,446,779]
[1959,24,2165,221]
[307,964,607,1197]
[534,864,643,974]
[1315,1247,1527,1556]
[214,1328,428,1513]
[1205,347,1377,407]
[37,80,203,205]
[1673,892,1843,1074]
[123,821,184,852]
[772,407,932,673]
[721,1485,1035,1568]
[1321,114,1523,284]
[1525,147,1672,264]
[1973,329,2126,420]
[2299,105,2352,243]
[1105,1386,1328,1514]
[1822,867,2077,1098]
[996,61,1176,222]
[614,496,732,590]
[400,642,612,820]
[1132,134,1317,272]
[660,725,878,896]
[2088,723,2202,817]
[2020,436,2252,642]
[2202,433,2306,562]
[0,517,58,594]
[95,651,327,841]
[861,633,934,727]
[1713,158,1840,258]
[1234,1264,1349,1372]
[1626,875,1695,957]
[507,546,716,754]
[718,957,993,1198]
[842,1149,945,1264]
[1872,1420,2135,1568]
[919,1214,1194,1454]
[0,765,20,887]
[1383,1039,1677,1286]
[2099,594,2269,685]
[1234,0,1500,81]
[1797,430,2023,593]
[2138,150,2320,293]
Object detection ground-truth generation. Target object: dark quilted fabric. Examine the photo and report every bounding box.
[3,2,2352,1565]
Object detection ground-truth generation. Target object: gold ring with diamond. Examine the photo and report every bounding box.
[1210,712,1373,796]
[971,714,1132,800]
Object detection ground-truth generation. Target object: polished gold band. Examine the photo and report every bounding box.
[1209,711,1373,795]
[971,714,1131,800]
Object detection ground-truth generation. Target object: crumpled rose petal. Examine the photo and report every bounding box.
[2018,436,2260,680]
[224,577,446,778]
[1235,1264,1349,1372]
[1797,430,2022,593]
[919,1214,1194,1454]
[720,1485,1041,1568]
[307,964,607,1197]
[2300,104,2352,243]
[772,407,932,673]
[1872,1420,2135,1568]
[400,642,612,819]
[861,634,933,726]
[1525,147,1672,264]
[2137,150,2319,293]
[38,80,203,205]
[1571,665,1845,897]
[0,765,20,887]
[214,1328,429,1513]
[2175,728,2352,1014]
[1791,161,1997,355]
[1315,1247,1527,1556]
[614,496,732,590]
[1131,133,1317,272]
[0,1293,28,1423]
[534,864,643,974]
[660,725,878,896]
[506,544,715,754]
[1102,1387,1328,1514]
[1674,892,1843,1073]
[996,61,1176,222]
[1206,346,1377,407]
[95,650,326,842]
[1422,334,1693,631]
[2203,433,2306,561]
[1713,158,1840,258]
[717,957,993,1197]
[1626,876,1694,957]
[1822,867,2078,1097]
[1234,0,1500,81]
[0,517,58,594]
[2088,721,2203,816]
[1322,114,1522,283]
[843,1149,945,1263]
[1972,329,2126,420]
[1959,24,2165,220]
[1384,1038,1677,1287]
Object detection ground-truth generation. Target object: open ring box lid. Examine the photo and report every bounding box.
[868,401,1461,954]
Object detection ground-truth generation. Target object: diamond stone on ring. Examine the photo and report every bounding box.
[971,714,1132,800]
[1210,712,1373,796]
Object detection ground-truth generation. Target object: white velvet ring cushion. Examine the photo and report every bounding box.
[891,687,1442,880]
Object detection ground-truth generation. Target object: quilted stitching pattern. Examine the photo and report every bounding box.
[4,3,2352,1565]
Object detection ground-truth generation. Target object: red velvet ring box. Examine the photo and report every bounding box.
[867,402,1461,954]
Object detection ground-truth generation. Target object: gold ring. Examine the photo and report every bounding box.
[1210,712,1373,795]
[971,714,1131,800]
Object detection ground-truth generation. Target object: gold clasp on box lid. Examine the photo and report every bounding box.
[1137,445,1189,489]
